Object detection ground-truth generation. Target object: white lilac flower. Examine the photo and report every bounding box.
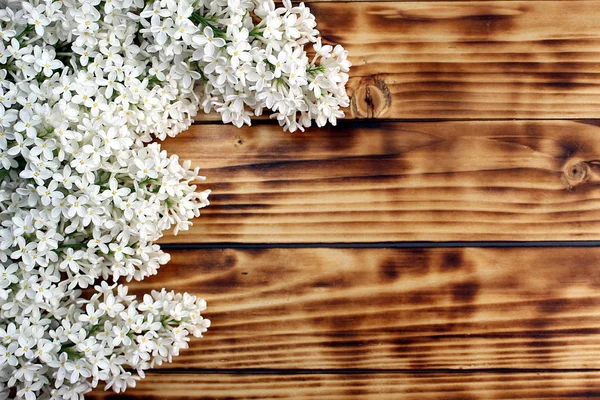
[0,0,348,398]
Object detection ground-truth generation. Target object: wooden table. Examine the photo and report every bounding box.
[90,1,600,398]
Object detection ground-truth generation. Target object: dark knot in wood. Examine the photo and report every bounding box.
[350,76,392,119]
[563,159,590,188]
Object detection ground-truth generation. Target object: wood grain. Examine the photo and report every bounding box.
[97,1,600,398]
[121,247,600,369]
[161,120,600,243]
[195,1,600,121]
[88,371,600,399]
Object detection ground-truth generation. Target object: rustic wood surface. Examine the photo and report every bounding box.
[87,372,600,399]
[113,248,600,370]
[93,0,600,398]
[161,121,600,243]
[196,1,600,121]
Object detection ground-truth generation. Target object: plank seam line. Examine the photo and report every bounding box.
[160,241,600,250]
[147,368,600,376]
[190,118,600,126]
[286,0,593,2]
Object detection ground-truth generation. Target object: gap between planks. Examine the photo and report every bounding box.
[280,0,582,2]
[160,241,600,250]
[140,367,600,375]
[190,118,600,125]
[295,0,588,2]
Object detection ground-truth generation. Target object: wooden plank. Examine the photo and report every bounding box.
[195,1,600,121]
[161,120,600,243]
[122,247,600,369]
[88,371,600,399]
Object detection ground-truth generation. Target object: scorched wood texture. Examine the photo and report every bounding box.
[107,248,600,370]
[87,372,600,399]
[161,121,600,243]
[92,0,600,398]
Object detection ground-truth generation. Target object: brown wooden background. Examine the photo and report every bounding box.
[90,1,600,398]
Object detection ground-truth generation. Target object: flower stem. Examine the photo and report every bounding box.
[190,12,226,38]
[307,65,326,75]
[15,25,34,42]
[249,22,264,38]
